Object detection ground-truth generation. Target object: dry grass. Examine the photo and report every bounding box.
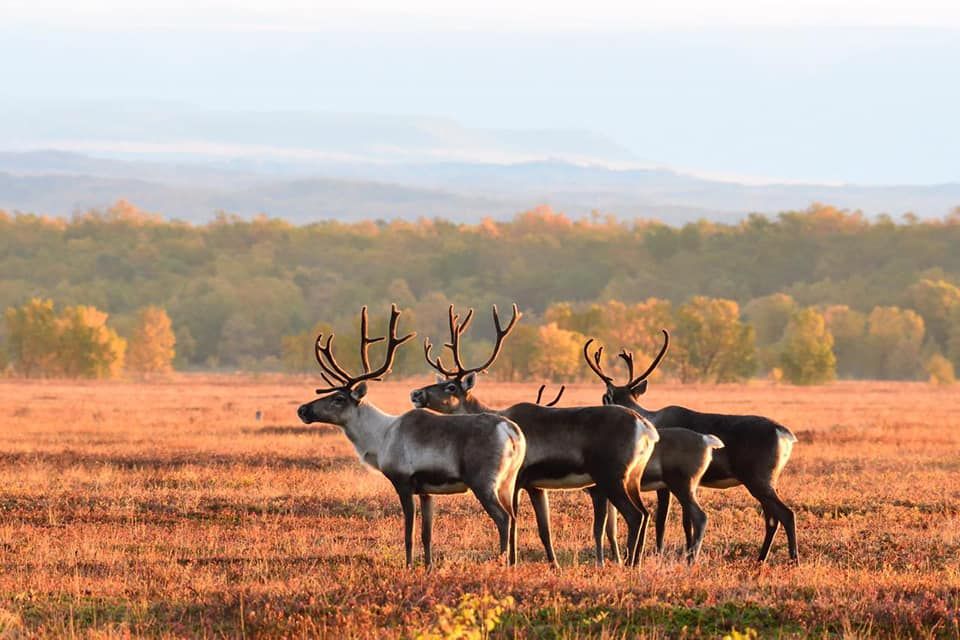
[0,376,958,638]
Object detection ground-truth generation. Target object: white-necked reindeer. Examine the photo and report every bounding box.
[297,305,526,567]
[410,304,660,566]
[585,331,799,563]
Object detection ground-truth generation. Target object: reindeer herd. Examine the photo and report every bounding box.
[296,304,799,568]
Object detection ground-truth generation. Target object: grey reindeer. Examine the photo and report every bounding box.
[297,305,526,567]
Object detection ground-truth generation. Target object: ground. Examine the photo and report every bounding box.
[0,377,957,638]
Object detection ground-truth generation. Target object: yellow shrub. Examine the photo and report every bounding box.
[416,593,515,640]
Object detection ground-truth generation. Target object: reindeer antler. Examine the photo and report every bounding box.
[359,306,385,374]
[535,384,566,407]
[584,330,670,388]
[621,329,670,389]
[423,303,521,380]
[583,338,614,384]
[314,304,416,394]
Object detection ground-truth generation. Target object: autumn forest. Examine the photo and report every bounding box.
[2,201,960,384]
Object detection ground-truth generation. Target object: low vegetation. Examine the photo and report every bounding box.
[0,377,956,637]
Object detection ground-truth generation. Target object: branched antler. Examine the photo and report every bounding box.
[314,304,416,394]
[583,329,670,389]
[424,303,521,380]
[583,339,614,384]
[359,306,385,374]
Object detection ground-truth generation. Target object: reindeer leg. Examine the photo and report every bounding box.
[419,494,434,568]
[748,485,797,563]
[686,501,707,564]
[672,483,707,564]
[599,481,644,568]
[509,486,520,566]
[757,503,779,562]
[655,488,671,554]
[744,482,796,562]
[682,508,694,551]
[393,482,416,568]
[474,487,513,566]
[626,473,650,567]
[605,499,620,563]
[496,470,521,566]
[528,488,558,566]
[587,487,609,566]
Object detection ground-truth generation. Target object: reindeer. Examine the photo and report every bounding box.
[584,330,799,563]
[410,304,660,567]
[297,305,527,567]
[532,384,724,563]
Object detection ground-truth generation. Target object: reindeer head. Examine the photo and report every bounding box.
[583,330,669,408]
[298,305,414,426]
[409,303,520,413]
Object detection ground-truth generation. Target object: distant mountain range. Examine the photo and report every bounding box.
[1,105,958,223]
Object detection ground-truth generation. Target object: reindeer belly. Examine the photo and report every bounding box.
[411,471,469,495]
[701,478,742,489]
[524,460,595,491]
[700,448,741,489]
[531,474,595,490]
[640,455,664,491]
[421,482,469,494]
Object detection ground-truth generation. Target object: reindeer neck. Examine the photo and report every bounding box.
[340,402,397,470]
[623,398,657,421]
[462,393,499,415]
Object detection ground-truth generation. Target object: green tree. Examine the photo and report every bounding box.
[745,293,798,373]
[281,322,334,374]
[4,298,59,377]
[948,306,960,370]
[823,305,868,378]
[673,297,756,383]
[864,306,926,380]
[126,306,176,374]
[907,279,960,350]
[493,324,539,381]
[745,293,798,346]
[778,307,836,384]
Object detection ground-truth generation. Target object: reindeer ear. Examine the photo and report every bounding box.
[461,371,478,391]
[350,382,368,402]
[630,380,648,397]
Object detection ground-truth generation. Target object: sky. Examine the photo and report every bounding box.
[2,1,959,184]
[6,1,960,30]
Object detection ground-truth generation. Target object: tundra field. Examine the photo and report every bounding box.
[0,378,958,638]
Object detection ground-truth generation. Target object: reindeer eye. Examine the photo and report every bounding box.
[445,384,458,394]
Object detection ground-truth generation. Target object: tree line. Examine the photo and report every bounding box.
[1,200,959,383]
[2,299,175,378]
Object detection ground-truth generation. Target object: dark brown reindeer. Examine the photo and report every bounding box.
[585,330,799,563]
[410,304,660,567]
[533,384,724,563]
[297,305,527,567]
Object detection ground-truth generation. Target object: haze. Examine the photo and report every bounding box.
[1,0,959,220]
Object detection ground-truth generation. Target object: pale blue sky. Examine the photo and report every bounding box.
[2,1,959,184]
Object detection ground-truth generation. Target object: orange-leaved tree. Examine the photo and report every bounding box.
[126,306,177,375]
[56,305,127,378]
